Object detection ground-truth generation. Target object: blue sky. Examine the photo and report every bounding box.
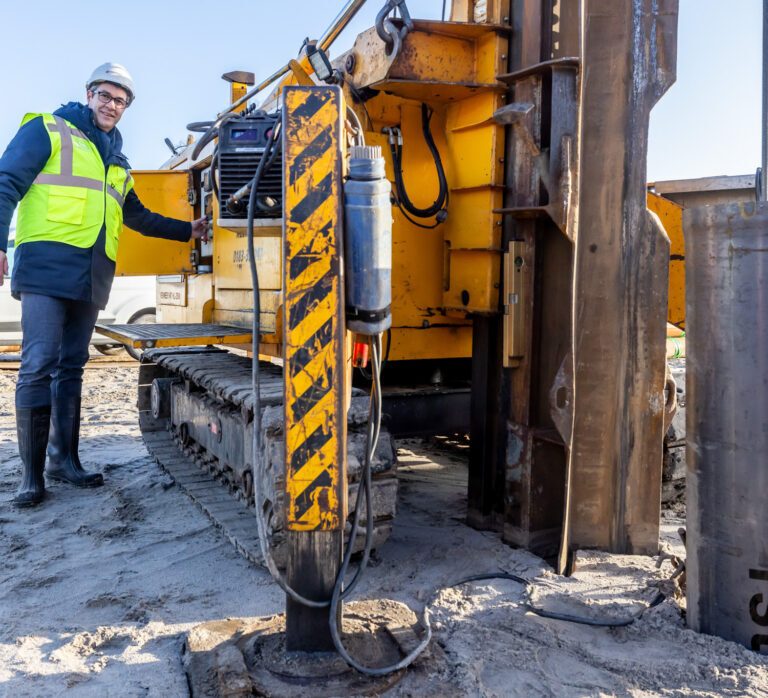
[648,1,762,181]
[0,0,761,183]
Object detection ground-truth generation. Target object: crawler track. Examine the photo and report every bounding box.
[137,347,397,567]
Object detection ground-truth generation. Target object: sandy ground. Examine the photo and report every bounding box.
[0,365,767,697]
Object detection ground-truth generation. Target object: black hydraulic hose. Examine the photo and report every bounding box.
[329,333,426,677]
[437,573,666,628]
[189,112,242,162]
[189,121,219,161]
[334,334,379,599]
[528,593,666,627]
[389,103,449,224]
[393,199,444,229]
[186,121,217,132]
[328,565,668,678]
[210,148,220,203]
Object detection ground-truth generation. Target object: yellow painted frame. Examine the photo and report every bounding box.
[647,191,685,328]
[283,86,346,532]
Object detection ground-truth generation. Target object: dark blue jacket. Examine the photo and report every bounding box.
[0,102,191,309]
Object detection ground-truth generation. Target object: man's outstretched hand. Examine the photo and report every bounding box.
[191,216,210,243]
[0,250,7,286]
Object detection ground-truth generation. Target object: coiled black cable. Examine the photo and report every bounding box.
[188,104,260,162]
[188,112,242,162]
[387,103,449,227]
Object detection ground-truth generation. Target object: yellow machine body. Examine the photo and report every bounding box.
[110,13,684,397]
[113,19,512,364]
[115,170,195,277]
[647,191,685,329]
[101,0,681,594]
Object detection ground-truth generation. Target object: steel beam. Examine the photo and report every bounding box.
[282,86,346,650]
[499,0,575,562]
[491,0,677,571]
[560,0,678,570]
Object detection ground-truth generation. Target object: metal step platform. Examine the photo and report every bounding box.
[94,322,252,350]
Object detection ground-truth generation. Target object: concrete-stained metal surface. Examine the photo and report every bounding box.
[685,201,768,654]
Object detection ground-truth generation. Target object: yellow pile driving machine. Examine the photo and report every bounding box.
[99,0,680,672]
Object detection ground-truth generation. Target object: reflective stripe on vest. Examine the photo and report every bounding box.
[106,175,130,207]
[15,113,134,261]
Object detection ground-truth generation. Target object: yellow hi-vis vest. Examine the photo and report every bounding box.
[15,113,134,262]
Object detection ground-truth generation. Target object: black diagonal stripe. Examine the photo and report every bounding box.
[292,362,333,424]
[290,423,333,474]
[288,220,333,278]
[291,172,333,226]
[289,126,333,186]
[294,468,333,522]
[288,273,333,332]
[290,317,334,375]
[292,90,332,120]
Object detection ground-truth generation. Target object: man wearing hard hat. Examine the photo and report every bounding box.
[0,63,209,507]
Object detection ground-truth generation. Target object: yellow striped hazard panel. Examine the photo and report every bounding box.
[282,86,346,532]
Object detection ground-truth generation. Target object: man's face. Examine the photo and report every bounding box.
[86,82,129,132]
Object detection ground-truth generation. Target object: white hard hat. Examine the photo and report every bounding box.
[86,63,135,103]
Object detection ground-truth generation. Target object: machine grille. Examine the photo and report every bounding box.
[218,115,282,219]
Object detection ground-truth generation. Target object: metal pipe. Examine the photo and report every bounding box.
[217,0,368,118]
[685,200,768,654]
[762,0,768,200]
[319,0,369,50]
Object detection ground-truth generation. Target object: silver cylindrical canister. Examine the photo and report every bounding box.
[685,201,768,654]
[344,145,392,335]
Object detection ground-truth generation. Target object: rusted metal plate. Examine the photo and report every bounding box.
[343,20,507,99]
[477,0,677,572]
[560,0,678,570]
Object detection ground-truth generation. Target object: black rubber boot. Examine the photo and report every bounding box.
[46,396,104,488]
[13,406,52,507]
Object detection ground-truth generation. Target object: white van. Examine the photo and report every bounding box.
[0,234,156,360]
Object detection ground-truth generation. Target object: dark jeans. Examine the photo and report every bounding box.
[16,293,100,409]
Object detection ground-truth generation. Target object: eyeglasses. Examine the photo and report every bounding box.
[95,89,129,110]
